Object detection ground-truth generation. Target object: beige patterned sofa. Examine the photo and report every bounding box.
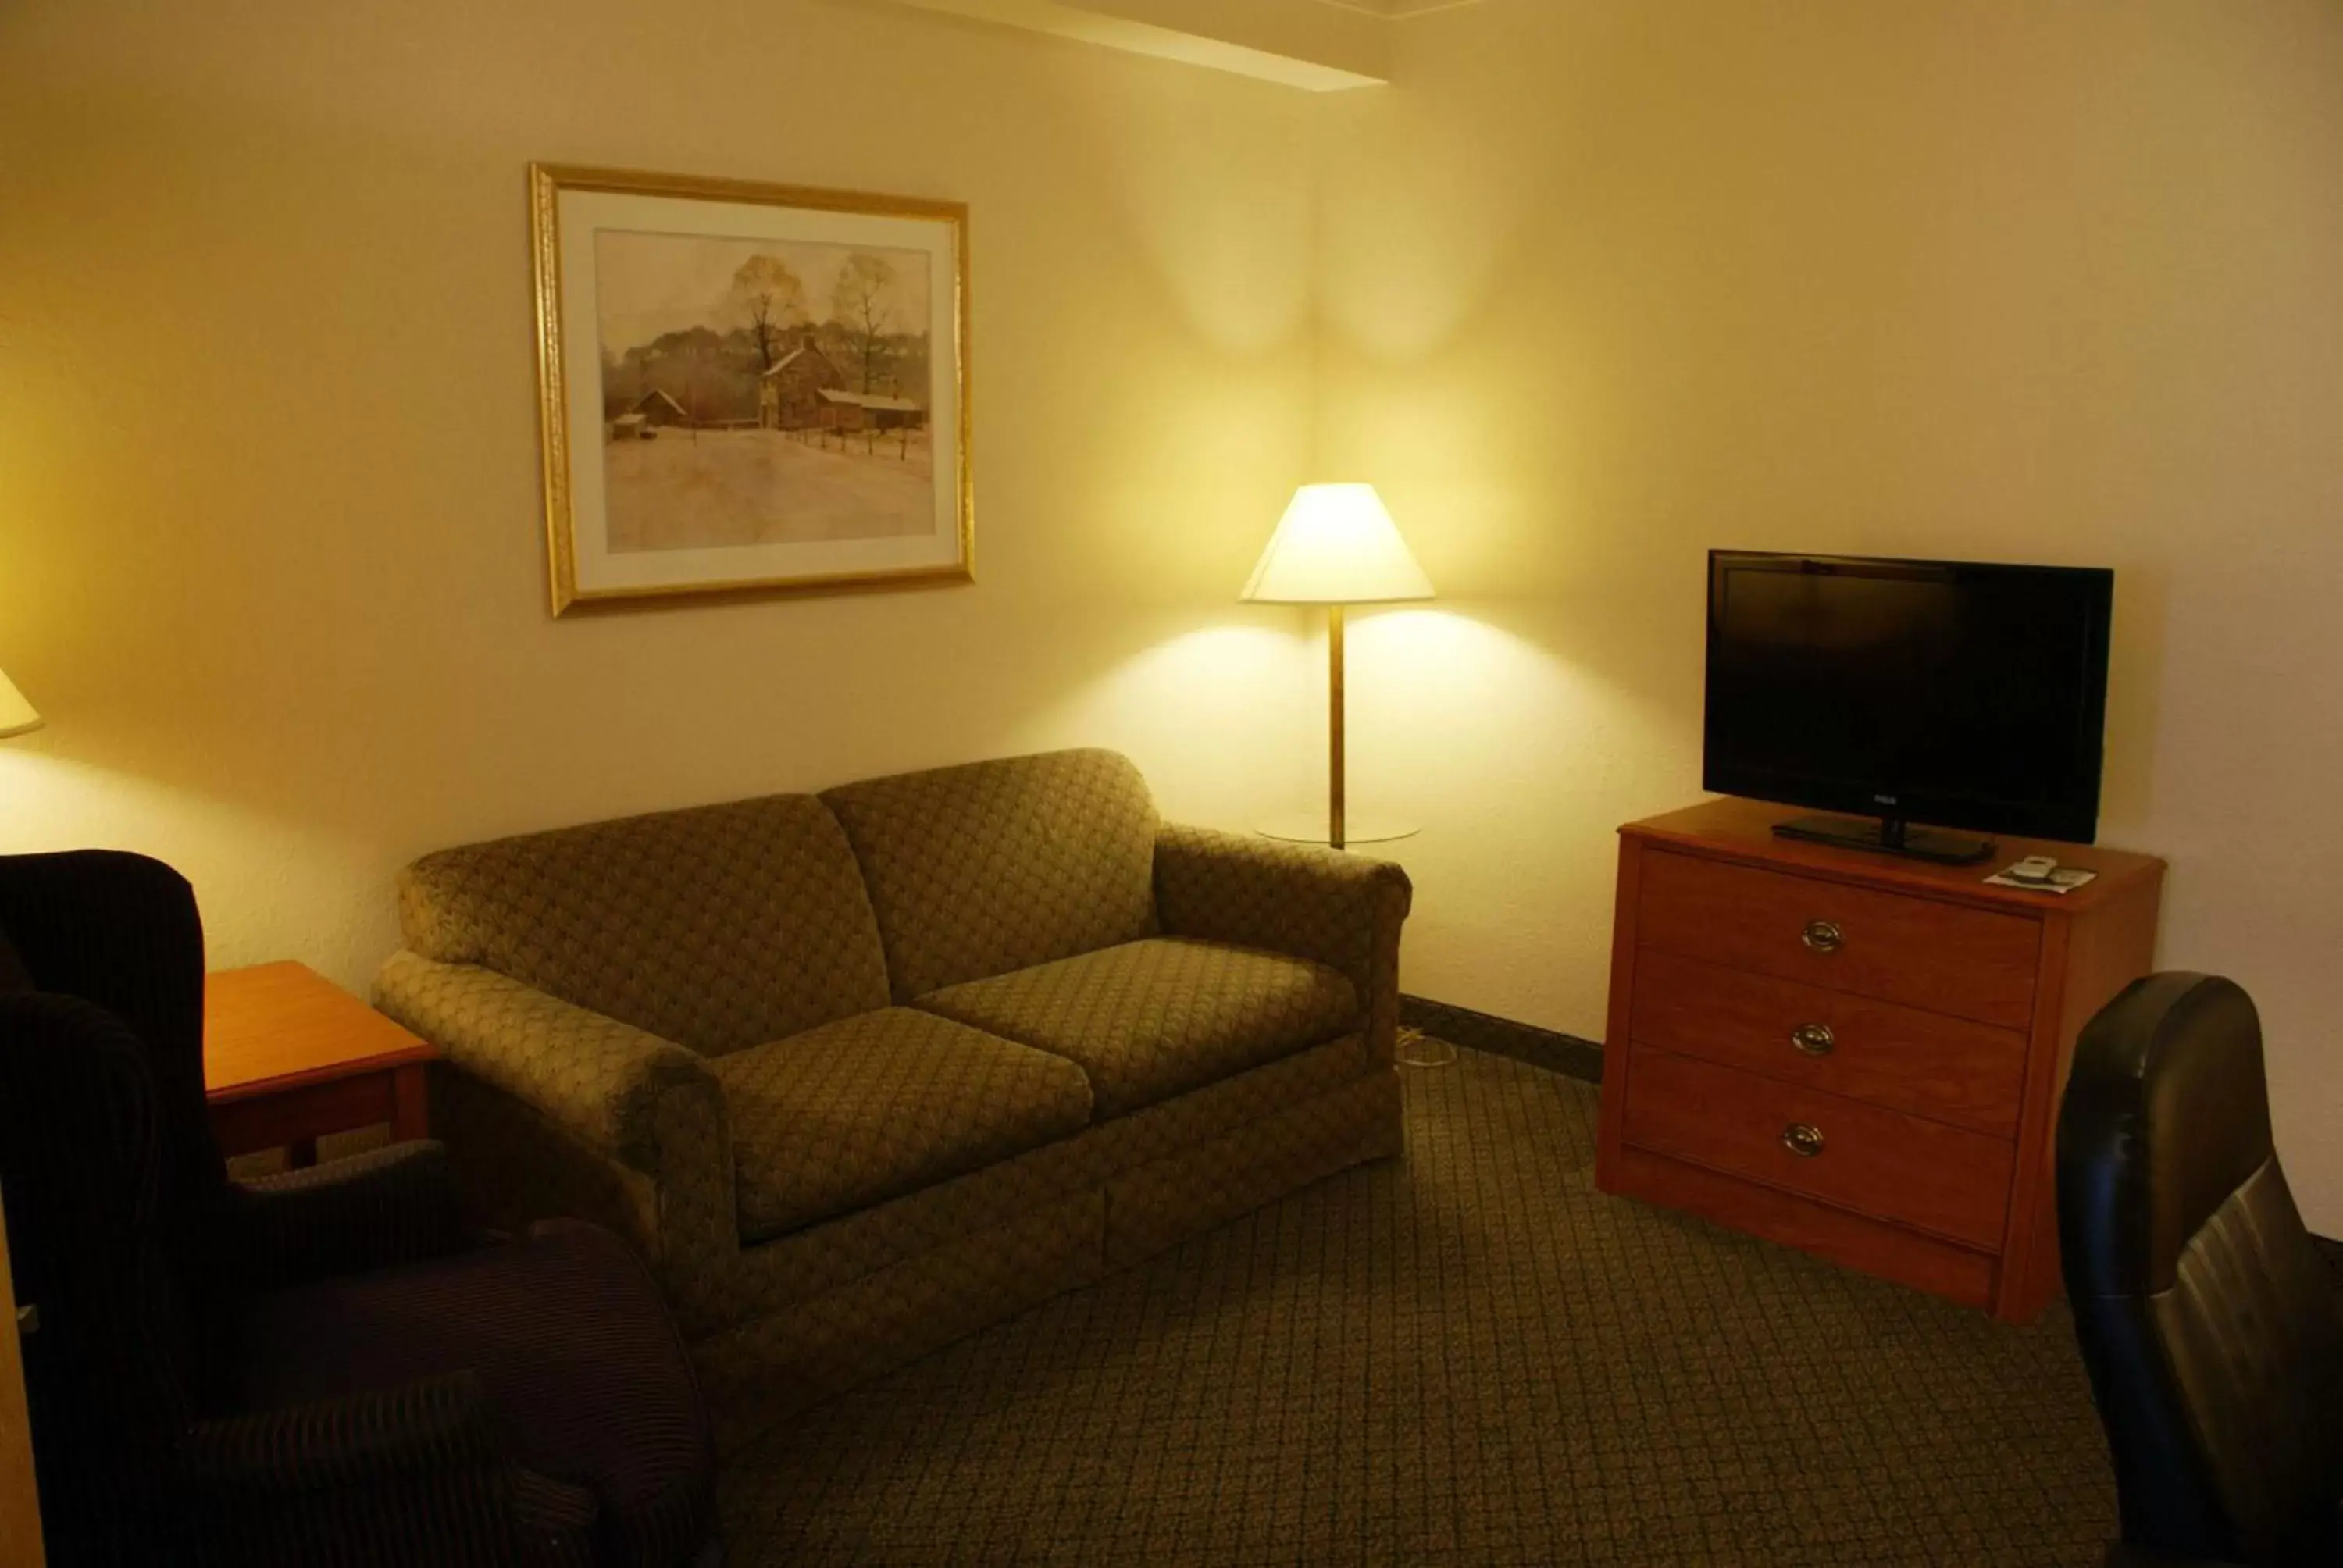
[373,749,1410,1446]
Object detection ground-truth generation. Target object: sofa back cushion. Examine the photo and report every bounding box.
[820,749,1160,1000]
[398,795,890,1057]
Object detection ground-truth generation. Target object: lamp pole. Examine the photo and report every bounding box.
[1328,604,1346,851]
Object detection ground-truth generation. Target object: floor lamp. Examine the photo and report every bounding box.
[1242,484,1454,1067]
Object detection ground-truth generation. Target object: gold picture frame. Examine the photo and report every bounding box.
[530,162,973,615]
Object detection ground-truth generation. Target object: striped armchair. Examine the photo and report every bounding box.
[0,850,718,1567]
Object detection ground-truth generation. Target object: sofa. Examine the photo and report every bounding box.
[374,748,1410,1446]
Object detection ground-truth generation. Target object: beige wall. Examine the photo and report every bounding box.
[1317,2,2343,1225]
[0,0,1318,982]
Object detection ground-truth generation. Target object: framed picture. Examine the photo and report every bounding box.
[529,163,972,614]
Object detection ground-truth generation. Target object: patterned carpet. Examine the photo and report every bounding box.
[716,1047,2115,1566]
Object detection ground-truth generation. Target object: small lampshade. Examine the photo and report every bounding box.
[1241,483,1435,605]
[0,666,42,739]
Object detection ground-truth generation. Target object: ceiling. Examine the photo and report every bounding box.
[862,0,1485,91]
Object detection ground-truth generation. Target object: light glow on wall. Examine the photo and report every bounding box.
[1012,620,1315,829]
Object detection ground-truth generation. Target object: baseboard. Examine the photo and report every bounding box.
[1400,995,1603,1084]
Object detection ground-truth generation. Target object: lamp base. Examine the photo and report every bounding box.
[1254,812,1420,847]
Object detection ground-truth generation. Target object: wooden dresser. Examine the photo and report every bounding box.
[1594,797,2163,1321]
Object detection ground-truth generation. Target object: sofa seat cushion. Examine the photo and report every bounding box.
[714,1007,1094,1242]
[230,1218,713,1568]
[915,937,1359,1119]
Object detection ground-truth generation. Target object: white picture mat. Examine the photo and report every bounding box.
[555,187,965,594]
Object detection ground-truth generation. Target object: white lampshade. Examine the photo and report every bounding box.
[1241,483,1435,605]
[0,665,42,739]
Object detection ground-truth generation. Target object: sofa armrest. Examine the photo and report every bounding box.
[234,1141,468,1288]
[373,953,740,1325]
[373,952,716,1174]
[1152,824,1413,1059]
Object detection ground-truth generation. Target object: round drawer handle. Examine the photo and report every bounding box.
[1790,1022,1836,1057]
[1801,919,1845,953]
[1781,1122,1826,1158]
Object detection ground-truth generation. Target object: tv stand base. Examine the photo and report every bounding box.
[1771,813,1994,866]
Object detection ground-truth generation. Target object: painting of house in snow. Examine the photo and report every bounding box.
[532,164,969,612]
[592,231,939,551]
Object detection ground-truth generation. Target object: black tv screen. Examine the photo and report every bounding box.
[1704,551,2113,845]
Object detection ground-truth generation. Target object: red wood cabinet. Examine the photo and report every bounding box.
[1594,798,2164,1323]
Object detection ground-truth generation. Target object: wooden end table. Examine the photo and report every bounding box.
[204,960,436,1168]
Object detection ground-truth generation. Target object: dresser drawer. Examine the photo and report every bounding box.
[1636,850,2042,1028]
[1621,1047,2015,1249]
[1631,949,2028,1136]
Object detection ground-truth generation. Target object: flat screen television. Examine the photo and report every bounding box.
[1704,551,2114,864]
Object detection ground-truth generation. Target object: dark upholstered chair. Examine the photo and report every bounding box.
[2058,972,2343,1568]
[0,850,719,1566]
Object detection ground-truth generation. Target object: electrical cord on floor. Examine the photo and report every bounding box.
[1396,1025,1457,1069]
